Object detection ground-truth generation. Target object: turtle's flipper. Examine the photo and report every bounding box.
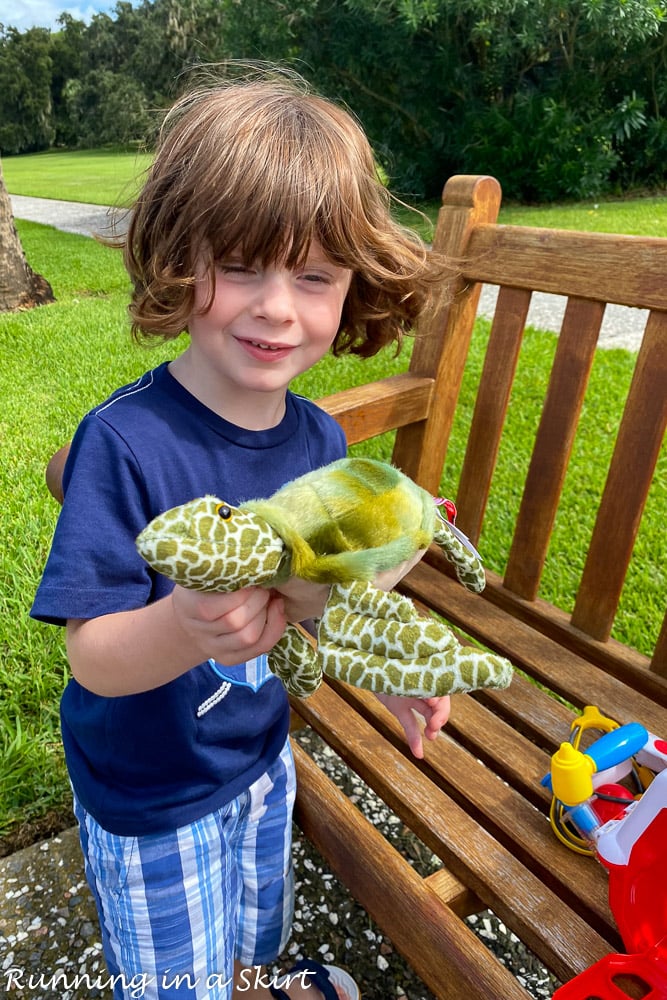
[268,623,322,698]
[318,581,512,697]
[432,516,486,593]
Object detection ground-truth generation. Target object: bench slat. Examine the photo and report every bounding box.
[443,679,566,796]
[473,673,577,750]
[466,225,667,309]
[318,372,433,445]
[655,610,667,675]
[455,285,528,543]
[503,297,603,599]
[572,310,667,640]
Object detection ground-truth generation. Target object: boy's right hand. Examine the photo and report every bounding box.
[170,584,288,666]
[67,586,289,697]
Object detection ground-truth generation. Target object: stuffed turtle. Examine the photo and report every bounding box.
[136,458,513,699]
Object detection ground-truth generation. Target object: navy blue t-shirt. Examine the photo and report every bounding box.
[31,362,346,836]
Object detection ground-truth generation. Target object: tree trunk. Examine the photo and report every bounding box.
[0,159,55,312]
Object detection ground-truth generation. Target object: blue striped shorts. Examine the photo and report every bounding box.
[73,739,296,1000]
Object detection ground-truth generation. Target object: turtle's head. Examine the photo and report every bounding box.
[136,496,286,591]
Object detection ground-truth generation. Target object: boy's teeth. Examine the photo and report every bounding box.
[251,341,278,350]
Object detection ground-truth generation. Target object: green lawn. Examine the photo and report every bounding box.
[496,196,667,237]
[397,193,667,240]
[0,155,665,847]
[2,148,152,206]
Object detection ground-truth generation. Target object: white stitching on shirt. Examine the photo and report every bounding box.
[96,370,155,415]
[197,681,232,717]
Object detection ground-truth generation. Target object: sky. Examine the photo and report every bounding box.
[0,0,121,32]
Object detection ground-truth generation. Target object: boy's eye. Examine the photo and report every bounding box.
[215,257,257,278]
[219,262,254,276]
[301,272,330,284]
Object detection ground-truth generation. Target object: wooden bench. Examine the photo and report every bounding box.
[46,174,666,998]
[288,175,667,998]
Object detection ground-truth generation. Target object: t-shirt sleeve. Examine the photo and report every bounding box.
[31,414,156,626]
[296,394,348,465]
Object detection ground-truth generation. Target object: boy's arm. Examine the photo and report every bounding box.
[66,585,287,697]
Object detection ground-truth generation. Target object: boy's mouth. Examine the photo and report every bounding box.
[249,340,283,351]
[237,336,295,361]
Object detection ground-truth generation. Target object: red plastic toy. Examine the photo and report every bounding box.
[545,710,667,999]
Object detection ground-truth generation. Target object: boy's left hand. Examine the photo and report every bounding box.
[374,693,451,758]
[273,577,332,623]
[274,549,427,623]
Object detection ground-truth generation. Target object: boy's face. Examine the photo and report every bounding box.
[182,241,352,420]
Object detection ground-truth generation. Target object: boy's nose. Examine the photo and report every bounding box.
[252,274,296,324]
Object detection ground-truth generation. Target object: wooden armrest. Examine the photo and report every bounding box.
[45,443,70,505]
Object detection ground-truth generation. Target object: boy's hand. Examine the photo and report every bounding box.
[374,693,451,758]
[273,549,427,624]
[373,548,426,593]
[170,585,287,665]
[273,577,332,623]
[66,586,289,697]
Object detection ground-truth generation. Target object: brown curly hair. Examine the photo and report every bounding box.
[122,71,449,357]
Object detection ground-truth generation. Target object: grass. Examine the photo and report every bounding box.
[0,157,665,848]
[397,194,667,241]
[0,227,172,843]
[2,149,153,206]
[371,193,667,243]
[495,196,667,237]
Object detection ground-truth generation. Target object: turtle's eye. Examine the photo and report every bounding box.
[215,503,233,520]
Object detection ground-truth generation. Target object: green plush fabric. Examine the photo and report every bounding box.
[243,459,434,584]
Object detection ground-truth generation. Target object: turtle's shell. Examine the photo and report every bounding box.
[243,457,436,584]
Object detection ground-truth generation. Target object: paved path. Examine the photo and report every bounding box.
[477,284,646,352]
[10,193,129,239]
[11,193,645,350]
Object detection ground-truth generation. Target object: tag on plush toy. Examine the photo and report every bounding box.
[434,497,482,561]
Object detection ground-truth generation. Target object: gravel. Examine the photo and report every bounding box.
[0,730,560,999]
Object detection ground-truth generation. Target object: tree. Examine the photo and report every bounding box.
[0,160,54,312]
[2,0,667,200]
[0,26,54,154]
[63,69,153,146]
[274,0,667,198]
[50,13,87,146]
